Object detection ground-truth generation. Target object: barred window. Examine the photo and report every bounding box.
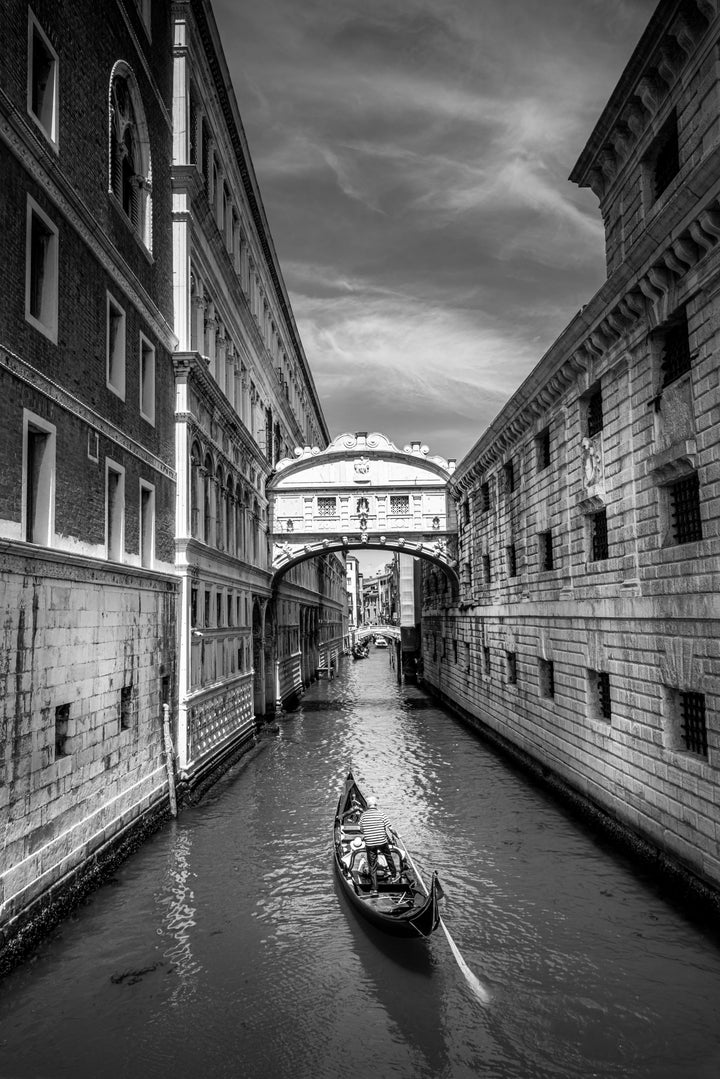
[480,482,490,513]
[390,495,409,514]
[482,554,491,584]
[506,651,517,685]
[55,703,70,759]
[483,646,491,677]
[506,544,517,578]
[318,497,337,517]
[586,387,604,437]
[660,311,691,389]
[590,509,609,561]
[536,427,551,471]
[669,473,702,544]
[539,530,554,571]
[539,658,555,699]
[680,691,707,757]
[588,669,611,721]
[504,460,515,494]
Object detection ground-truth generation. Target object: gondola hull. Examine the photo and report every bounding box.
[333,771,442,938]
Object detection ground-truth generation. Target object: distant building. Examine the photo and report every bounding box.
[424,0,720,894]
[346,555,361,629]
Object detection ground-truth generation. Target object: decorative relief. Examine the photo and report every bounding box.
[655,379,695,452]
[581,435,604,488]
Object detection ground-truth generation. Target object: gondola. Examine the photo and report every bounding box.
[333,771,442,938]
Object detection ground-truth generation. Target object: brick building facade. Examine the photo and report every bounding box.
[424,0,720,893]
[0,0,179,941]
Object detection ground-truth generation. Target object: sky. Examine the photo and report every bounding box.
[213,0,657,470]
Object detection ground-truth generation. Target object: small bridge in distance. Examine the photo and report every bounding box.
[356,625,400,642]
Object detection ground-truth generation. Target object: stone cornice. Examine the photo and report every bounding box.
[450,150,720,494]
[570,0,716,198]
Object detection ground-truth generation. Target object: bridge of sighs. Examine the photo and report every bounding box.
[267,432,458,584]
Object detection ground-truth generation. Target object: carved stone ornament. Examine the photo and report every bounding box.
[581,436,604,489]
[354,457,371,475]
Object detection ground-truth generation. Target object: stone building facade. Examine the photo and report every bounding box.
[0,1,178,940]
[171,0,346,780]
[424,0,720,893]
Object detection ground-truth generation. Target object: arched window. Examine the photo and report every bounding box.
[203,453,213,543]
[215,463,224,549]
[109,62,152,250]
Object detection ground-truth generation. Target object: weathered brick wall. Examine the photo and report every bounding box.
[0,546,178,925]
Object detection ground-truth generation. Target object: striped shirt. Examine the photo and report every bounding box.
[359,808,390,847]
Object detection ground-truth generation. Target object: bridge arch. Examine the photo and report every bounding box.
[267,431,459,589]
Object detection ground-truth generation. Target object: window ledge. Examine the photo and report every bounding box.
[647,438,697,485]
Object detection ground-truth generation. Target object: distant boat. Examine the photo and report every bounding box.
[333,771,442,938]
[374,636,388,649]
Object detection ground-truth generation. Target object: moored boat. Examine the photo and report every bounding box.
[333,771,442,938]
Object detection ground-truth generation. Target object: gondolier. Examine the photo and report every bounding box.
[360,796,397,896]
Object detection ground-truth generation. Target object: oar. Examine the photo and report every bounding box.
[402,846,491,1005]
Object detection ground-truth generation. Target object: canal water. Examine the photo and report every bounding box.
[2,650,720,1079]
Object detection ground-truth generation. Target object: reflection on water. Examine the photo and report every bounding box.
[1,651,720,1079]
[154,824,202,1006]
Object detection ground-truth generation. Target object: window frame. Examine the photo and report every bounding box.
[106,291,127,400]
[139,479,155,568]
[106,458,126,562]
[22,408,56,546]
[139,331,156,424]
[25,195,59,343]
[27,9,59,150]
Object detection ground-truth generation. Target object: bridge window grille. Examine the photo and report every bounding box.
[506,651,517,685]
[590,509,609,561]
[539,658,555,699]
[390,495,409,515]
[660,312,691,389]
[586,387,604,437]
[536,427,551,471]
[318,497,336,517]
[506,544,517,578]
[680,691,708,757]
[539,530,554,571]
[669,473,702,544]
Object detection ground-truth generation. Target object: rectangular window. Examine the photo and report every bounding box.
[504,460,515,494]
[483,645,491,678]
[482,554,491,584]
[669,473,702,544]
[536,427,551,471]
[106,460,125,561]
[588,669,612,721]
[539,658,555,699]
[586,387,604,437]
[679,691,708,757]
[506,651,517,685]
[139,481,154,567]
[480,482,490,513]
[106,293,126,399]
[23,411,55,545]
[139,334,156,424]
[54,703,70,759]
[191,585,198,626]
[204,589,211,627]
[539,530,554,571]
[25,197,59,342]
[120,685,134,731]
[659,310,691,389]
[318,497,337,517]
[590,509,609,561]
[646,110,680,203]
[28,12,58,146]
[390,495,410,515]
[505,544,517,578]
